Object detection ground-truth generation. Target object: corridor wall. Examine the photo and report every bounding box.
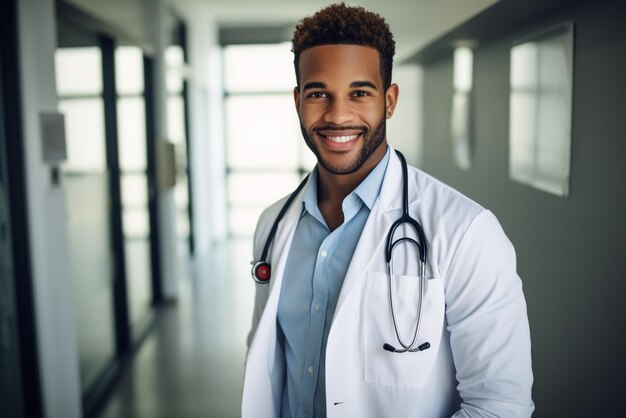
[415,0,626,415]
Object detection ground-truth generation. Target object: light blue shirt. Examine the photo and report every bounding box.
[277,147,390,418]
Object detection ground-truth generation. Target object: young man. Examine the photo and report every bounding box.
[243,4,534,417]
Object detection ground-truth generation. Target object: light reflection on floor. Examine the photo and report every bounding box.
[98,238,255,418]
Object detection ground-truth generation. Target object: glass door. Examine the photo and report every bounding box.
[55,23,117,394]
[56,7,160,414]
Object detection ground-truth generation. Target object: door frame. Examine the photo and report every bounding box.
[0,0,44,416]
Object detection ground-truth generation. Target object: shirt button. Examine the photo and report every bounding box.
[316,303,321,312]
[320,250,328,258]
[308,366,314,374]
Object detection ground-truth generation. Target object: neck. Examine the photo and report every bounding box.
[317,141,387,213]
[316,170,358,206]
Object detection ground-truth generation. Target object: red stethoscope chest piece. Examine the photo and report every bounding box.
[251,261,271,283]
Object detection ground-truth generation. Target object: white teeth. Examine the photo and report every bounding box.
[327,134,358,143]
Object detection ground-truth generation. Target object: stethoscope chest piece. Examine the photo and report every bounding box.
[251,261,271,283]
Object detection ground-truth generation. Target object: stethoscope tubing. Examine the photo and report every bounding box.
[251,150,430,354]
[383,151,430,353]
[387,240,426,351]
[251,174,309,284]
[385,151,427,264]
[258,173,310,263]
[387,260,427,352]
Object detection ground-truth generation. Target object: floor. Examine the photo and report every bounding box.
[97,238,255,418]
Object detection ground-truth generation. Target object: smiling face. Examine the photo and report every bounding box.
[294,44,398,178]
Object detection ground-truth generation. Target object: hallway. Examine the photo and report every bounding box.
[97,239,255,418]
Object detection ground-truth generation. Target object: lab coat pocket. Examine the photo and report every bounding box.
[363,271,445,388]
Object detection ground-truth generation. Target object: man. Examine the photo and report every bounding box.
[243,3,534,417]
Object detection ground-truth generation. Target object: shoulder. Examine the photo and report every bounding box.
[408,165,484,225]
[406,165,509,277]
[252,193,296,258]
[257,193,292,227]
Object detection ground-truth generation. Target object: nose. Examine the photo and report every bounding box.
[322,97,355,125]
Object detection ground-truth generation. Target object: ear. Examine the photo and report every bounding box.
[294,86,301,115]
[385,83,399,119]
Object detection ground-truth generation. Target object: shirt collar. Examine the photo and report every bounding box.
[301,146,390,218]
[353,146,390,210]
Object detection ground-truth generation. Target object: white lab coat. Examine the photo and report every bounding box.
[242,149,534,418]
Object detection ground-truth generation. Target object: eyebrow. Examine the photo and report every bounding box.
[350,81,378,89]
[301,80,378,91]
[302,82,326,91]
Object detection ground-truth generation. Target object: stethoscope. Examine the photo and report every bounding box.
[251,150,430,354]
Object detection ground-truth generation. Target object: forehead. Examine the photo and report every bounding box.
[298,44,381,87]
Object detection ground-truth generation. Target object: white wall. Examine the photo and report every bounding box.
[205,33,229,243]
[143,0,180,300]
[17,0,82,416]
[174,1,229,252]
[185,15,219,256]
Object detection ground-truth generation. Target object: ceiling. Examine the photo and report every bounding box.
[65,0,500,61]
[176,0,499,61]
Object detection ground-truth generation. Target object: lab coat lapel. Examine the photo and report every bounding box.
[245,186,304,402]
[334,149,419,318]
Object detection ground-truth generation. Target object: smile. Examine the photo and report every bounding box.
[326,134,359,143]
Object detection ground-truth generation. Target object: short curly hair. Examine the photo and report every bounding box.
[292,3,396,90]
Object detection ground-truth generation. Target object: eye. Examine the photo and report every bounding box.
[352,90,372,98]
[307,91,328,99]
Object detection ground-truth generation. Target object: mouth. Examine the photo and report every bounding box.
[324,133,360,143]
[316,128,365,147]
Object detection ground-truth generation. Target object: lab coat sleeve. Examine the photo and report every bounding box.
[246,206,273,350]
[445,210,534,418]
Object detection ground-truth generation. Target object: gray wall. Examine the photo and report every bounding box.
[421,1,625,416]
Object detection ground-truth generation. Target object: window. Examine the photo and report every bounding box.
[451,47,473,170]
[115,45,153,337]
[509,24,574,196]
[223,43,316,236]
